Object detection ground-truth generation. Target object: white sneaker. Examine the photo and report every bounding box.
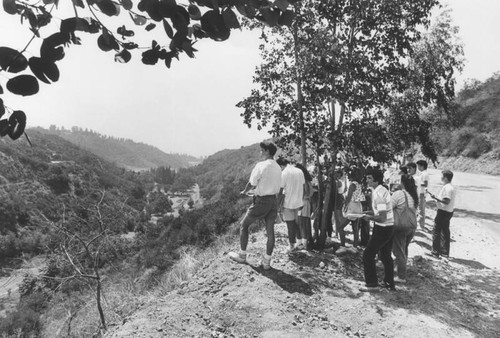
[394,276,407,284]
[228,251,246,264]
[260,256,271,270]
[335,247,348,255]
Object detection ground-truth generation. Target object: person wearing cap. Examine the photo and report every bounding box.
[228,141,282,269]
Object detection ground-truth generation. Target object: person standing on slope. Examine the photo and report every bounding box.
[277,157,306,252]
[427,170,457,258]
[228,141,282,270]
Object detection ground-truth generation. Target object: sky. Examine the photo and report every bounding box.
[1,0,499,157]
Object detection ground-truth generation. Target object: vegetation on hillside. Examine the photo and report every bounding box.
[37,126,199,170]
[430,73,500,162]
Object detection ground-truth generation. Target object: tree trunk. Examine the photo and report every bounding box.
[292,22,307,166]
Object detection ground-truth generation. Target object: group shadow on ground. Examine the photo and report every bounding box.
[371,256,500,337]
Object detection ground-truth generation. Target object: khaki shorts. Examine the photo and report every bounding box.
[283,207,300,221]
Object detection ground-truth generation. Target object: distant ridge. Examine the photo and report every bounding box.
[33,126,200,171]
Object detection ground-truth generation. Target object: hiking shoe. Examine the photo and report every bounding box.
[360,284,380,292]
[286,245,297,254]
[335,247,348,255]
[380,281,396,291]
[260,257,271,270]
[394,276,407,284]
[228,251,246,264]
[295,243,307,251]
[426,251,440,259]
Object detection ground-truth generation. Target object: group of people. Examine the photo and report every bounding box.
[228,141,457,292]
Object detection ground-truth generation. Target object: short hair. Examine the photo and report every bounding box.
[406,162,416,170]
[347,167,363,182]
[399,165,408,175]
[442,170,454,182]
[366,168,384,185]
[276,156,289,166]
[295,163,312,182]
[260,141,277,156]
[416,160,428,170]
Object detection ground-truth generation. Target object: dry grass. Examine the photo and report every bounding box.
[155,230,239,297]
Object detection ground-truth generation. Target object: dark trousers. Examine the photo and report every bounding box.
[358,218,370,246]
[363,225,394,287]
[432,209,453,256]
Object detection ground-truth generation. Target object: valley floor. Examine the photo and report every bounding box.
[106,206,500,338]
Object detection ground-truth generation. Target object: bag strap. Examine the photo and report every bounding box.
[403,190,409,208]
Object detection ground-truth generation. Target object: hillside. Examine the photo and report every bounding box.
[187,143,262,199]
[34,126,200,171]
[431,73,500,175]
[107,207,499,338]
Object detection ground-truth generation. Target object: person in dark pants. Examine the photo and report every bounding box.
[426,170,456,258]
[228,141,282,269]
[360,168,395,291]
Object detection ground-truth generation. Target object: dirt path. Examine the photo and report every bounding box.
[106,205,499,338]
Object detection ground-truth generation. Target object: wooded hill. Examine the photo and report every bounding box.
[34,126,199,171]
[433,73,500,161]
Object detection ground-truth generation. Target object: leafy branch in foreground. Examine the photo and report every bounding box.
[0,0,298,139]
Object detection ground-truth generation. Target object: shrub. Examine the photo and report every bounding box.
[462,134,492,158]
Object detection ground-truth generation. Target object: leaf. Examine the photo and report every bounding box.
[260,6,279,27]
[0,84,3,94]
[95,0,120,16]
[273,0,290,12]
[115,49,132,63]
[163,19,174,39]
[278,9,294,26]
[188,4,202,20]
[40,32,69,62]
[145,23,156,31]
[121,0,133,10]
[28,57,60,84]
[0,98,4,119]
[3,0,18,15]
[97,31,119,52]
[60,17,100,34]
[200,10,230,41]
[130,13,147,26]
[142,49,159,65]
[222,8,240,29]
[7,110,26,140]
[7,75,39,96]
[117,25,135,37]
[0,47,28,73]
[123,42,139,49]
[171,7,189,37]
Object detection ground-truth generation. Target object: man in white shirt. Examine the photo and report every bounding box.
[416,160,429,229]
[228,141,282,269]
[427,170,456,258]
[360,168,395,291]
[277,158,305,251]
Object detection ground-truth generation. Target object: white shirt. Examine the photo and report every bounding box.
[281,164,305,209]
[372,185,394,227]
[418,170,429,195]
[437,183,456,212]
[249,159,282,196]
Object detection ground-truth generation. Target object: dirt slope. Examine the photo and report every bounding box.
[106,207,499,338]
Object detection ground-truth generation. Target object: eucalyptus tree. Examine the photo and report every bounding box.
[0,0,297,140]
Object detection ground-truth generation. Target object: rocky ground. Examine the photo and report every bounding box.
[106,206,500,338]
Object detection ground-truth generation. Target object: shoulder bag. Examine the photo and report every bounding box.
[393,191,417,230]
